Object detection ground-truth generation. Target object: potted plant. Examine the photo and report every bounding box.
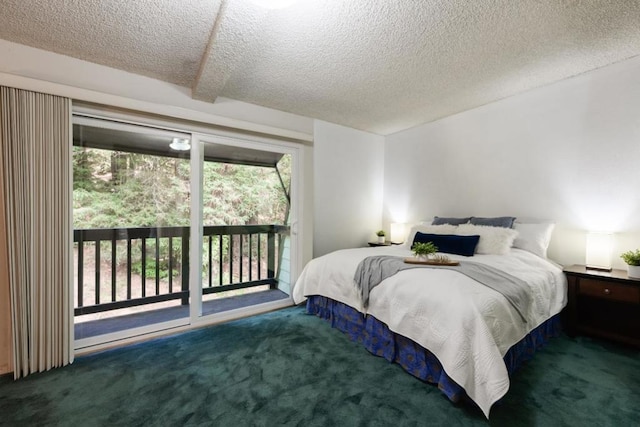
[620,249,640,278]
[412,242,438,261]
[376,230,386,244]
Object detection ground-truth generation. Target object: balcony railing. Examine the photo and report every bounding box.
[73,224,289,316]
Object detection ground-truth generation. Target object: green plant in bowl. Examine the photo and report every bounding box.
[621,249,640,278]
[620,249,640,266]
[376,230,385,237]
[412,242,438,259]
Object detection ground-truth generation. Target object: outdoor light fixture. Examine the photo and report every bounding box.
[585,231,613,271]
[169,138,191,151]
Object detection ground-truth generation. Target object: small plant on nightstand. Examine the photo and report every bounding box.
[620,249,640,278]
[412,242,438,261]
[376,230,386,244]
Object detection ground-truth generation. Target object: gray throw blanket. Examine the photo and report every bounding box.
[354,256,530,323]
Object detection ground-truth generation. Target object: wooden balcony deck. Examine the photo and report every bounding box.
[75,289,290,340]
[74,224,291,341]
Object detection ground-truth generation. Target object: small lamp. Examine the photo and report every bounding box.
[390,223,407,244]
[585,232,613,271]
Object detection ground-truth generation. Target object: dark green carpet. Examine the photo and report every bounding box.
[0,306,638,426]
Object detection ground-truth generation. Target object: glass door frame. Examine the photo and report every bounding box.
[71,112,304,352]
[188,132,301,324]
[72,114,194,350]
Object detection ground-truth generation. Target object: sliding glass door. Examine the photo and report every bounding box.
[72,115,300,349]
[189,135,297,320]
[73,116,192,348]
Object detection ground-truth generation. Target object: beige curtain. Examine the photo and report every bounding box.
[0,86,73,379]
[0,136,12,375]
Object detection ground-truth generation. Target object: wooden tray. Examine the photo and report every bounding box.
[403,257,459,266]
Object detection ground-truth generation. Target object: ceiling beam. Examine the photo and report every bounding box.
[192,0,268,102]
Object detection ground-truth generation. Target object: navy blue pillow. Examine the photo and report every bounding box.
[470,216,516,228]
[412,232,480,257]
[432,216,470,226]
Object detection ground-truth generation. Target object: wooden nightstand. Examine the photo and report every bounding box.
[564,265,640,347]
[367,241,403,247]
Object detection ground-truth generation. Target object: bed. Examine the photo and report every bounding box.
[292,221,567,418]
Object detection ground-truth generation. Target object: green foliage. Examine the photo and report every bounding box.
[620,249,640,266]
[73,148,289,230]
[376,230,385,237]
[412,242,438,257]
[73,147,290,278]
[131,259,174,280]
[201,161,288,226]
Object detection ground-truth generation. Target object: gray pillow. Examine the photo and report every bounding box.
[470,216,516,228]
[432,216,470,226]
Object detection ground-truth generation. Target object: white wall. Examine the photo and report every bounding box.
[313,121,384,257]
[384,55,640,269]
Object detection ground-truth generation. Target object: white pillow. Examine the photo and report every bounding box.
[455,223,518,255]
[403,224,458,248]
[513,222,555,258]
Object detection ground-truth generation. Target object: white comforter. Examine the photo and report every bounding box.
[292,246,567,418]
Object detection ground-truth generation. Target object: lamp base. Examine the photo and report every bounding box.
[585,265,612,272]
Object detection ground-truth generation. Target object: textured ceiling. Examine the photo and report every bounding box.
[1,0,640,135]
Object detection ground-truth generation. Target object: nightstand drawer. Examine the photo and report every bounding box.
[565,265,640,347]
[579,279,640,303]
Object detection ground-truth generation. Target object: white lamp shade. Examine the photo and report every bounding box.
[390,223,407,244]
[585,232,613,270]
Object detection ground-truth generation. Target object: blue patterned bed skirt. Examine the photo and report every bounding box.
[306,295,561,406]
